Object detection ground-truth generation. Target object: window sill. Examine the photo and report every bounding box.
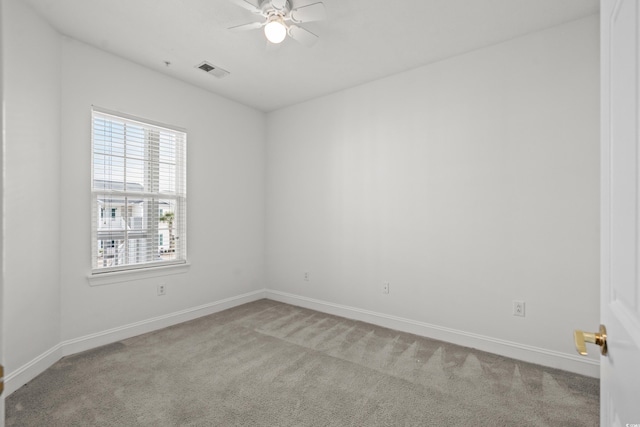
[88,262,191,286]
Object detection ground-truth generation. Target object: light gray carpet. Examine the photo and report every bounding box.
[6,299,599,426]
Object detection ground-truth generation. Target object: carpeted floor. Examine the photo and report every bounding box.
[6,299,599,426]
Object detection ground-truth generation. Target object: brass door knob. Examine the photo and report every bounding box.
[574,324,607,356]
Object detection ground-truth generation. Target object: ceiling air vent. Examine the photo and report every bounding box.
[196,61,230,79]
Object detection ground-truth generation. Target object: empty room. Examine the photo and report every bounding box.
[1,0,639,425]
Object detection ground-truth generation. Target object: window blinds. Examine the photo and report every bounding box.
[91,108,187,273]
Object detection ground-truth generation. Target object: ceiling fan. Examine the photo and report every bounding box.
[228,0,326,47]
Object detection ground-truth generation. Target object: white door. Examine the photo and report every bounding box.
[0,0,5,424]
[600,0,640,425]
[0,0,5,423]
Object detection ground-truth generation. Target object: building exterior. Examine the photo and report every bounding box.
[94,180,173,268]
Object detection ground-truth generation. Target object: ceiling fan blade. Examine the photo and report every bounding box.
[288,25,319,47]
[229,0,262,14]
[228,21,264,31]
[271,0,288,11]
[290,2,326,23]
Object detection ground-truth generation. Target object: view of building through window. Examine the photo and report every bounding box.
[91,109,187,273]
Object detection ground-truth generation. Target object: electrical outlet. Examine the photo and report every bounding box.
[304,272,310,282]
[513,300,525,317]
[157,284,166,296]
[383,283,390,294]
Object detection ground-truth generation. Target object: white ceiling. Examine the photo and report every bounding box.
[24,0,599,112]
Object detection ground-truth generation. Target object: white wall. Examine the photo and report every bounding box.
[266,16,600,374]
[2,0,62,381]
[2,2,267,395]
[59,38,266,342]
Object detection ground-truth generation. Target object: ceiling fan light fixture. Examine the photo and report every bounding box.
[264,15,287,44]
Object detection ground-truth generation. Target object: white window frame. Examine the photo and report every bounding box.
[90,107,187,277]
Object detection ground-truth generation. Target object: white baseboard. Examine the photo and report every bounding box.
[5,286,598,398]
[5,289,267,396]
[265,290,600,378]
[4,344,63,396]
[61,289,267,357]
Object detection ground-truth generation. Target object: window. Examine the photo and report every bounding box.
[91,107,187,273]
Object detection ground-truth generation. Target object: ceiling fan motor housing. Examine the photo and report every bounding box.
[261,0,290,15]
